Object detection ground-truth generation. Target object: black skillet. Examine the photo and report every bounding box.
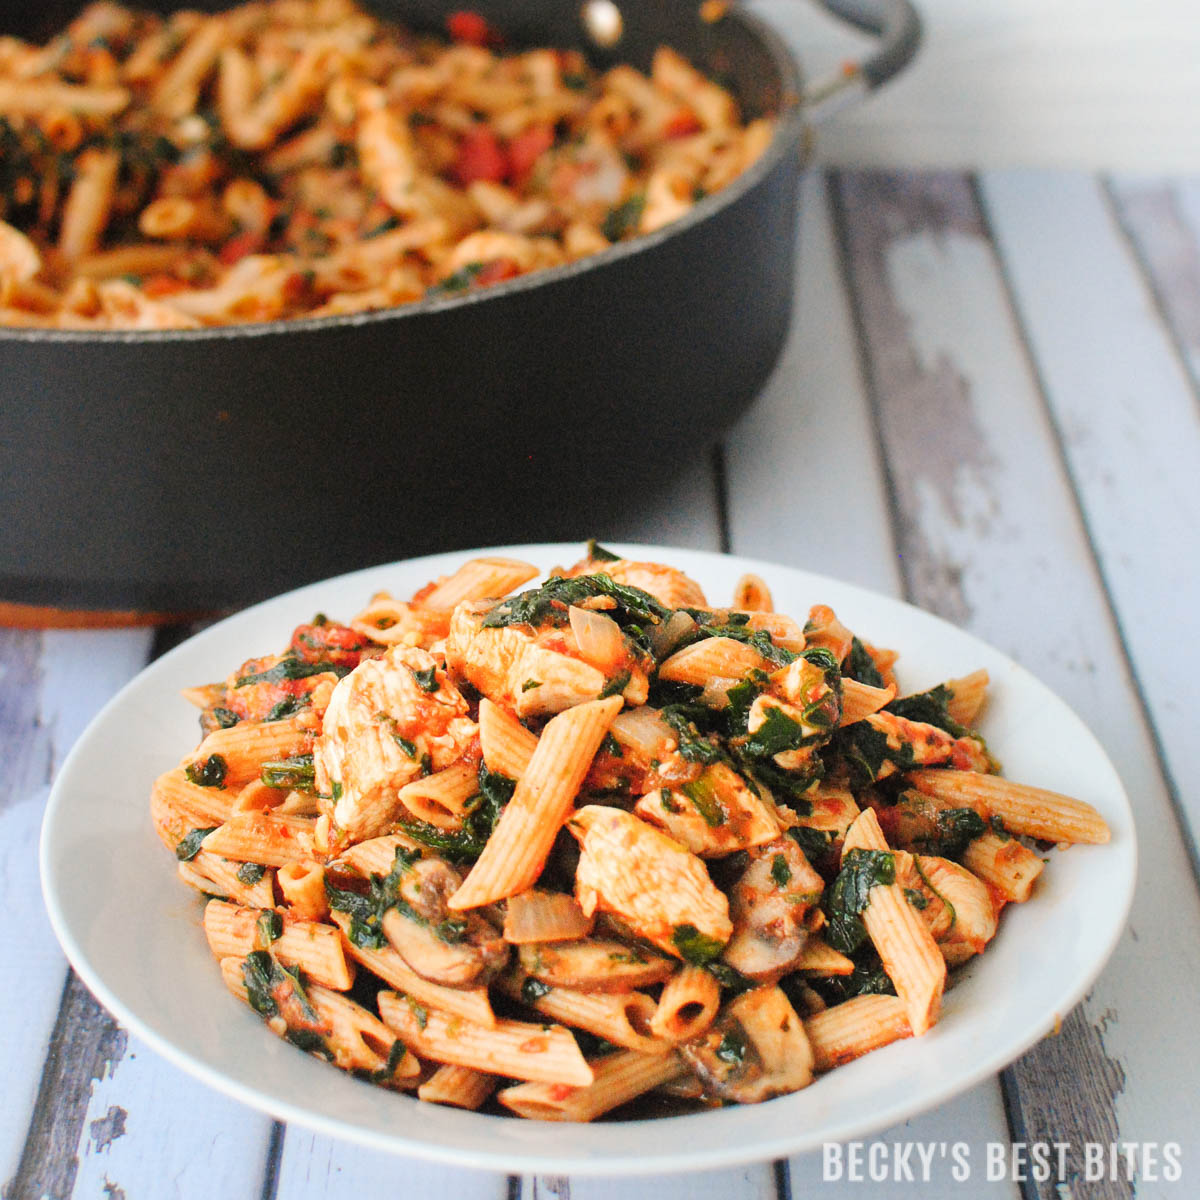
[0,0,919,614]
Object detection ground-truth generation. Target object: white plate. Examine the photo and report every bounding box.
[40,543,1136,1176]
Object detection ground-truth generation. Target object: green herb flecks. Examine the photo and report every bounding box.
[770,853,793,888]
[237,862,267,886]
[671,923,725,965]
[412,665,440,693]
[680,775,725,828]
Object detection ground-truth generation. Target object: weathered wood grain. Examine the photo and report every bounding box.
[274,1128,511,1199]
[517,1166,777,1200]
[833,167,1200,1197]
[725,172,903,595]
[985,169,1200,867]
[0,629,151,1194]
[1107,176,1200,391]
[726,170,1014,1199]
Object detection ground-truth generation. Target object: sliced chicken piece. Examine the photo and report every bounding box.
[634,763,780,857]
[313,645,476,841]
[568,805,731,959]
[445,601,646,718]
[564,556,708,610]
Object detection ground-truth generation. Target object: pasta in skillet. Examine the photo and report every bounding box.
[0,0,772,328]
[151,543,1110,1119]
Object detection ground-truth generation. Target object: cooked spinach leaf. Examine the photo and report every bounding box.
[671,923,725,964]
[482,573,669,630]
[236,862,267,885]
[825,848,896,953]
[185,754,228,788]
[324,846,422,948]
[886,684,969,737]
[235,655,349,687]
[585,538,621,562]
[175,826,217,861]
[260,753,315,791]
[843,637,885,688]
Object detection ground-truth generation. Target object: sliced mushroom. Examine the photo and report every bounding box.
[680,985,813,1103]
[517,937,675,992]
[381,858,509,987]
[721,837,824,982]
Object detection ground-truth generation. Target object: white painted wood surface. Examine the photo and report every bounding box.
[750,0,1200,172]
[6,166,1200,1198]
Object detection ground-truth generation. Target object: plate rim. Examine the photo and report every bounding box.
[39,541,1139,1175]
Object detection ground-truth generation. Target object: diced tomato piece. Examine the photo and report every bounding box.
[473,258,522,286]
[505,123,554,184]
[142,273,186,297]
[289,621,371,668]
[450,126,508,185]
[664,108,703,138]
[218,230,265,265]
[446,10,493,45]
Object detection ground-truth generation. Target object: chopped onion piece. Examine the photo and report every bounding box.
[568,604,625,670]
[610,705,675,757]
[645,609,696,658]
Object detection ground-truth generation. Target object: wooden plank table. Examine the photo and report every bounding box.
[5,165,1199,1198]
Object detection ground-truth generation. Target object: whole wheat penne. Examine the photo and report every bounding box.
[190,715,315,789]
[150,768,235,851]
[328,910,496,1028]
[418,1065,499,1110]
[477,697,538,779]
[422,557,540,609]
[0,78,129,117]
[220,956,418,1078]
[840,678,898,726]
[806,994,912,1072]
[498,1049,685,1121]
[204,900,354,989]
[906,769,1110,845]
[944,669,990,727]
[201,811,317,867]
[500,974,667,1054]
[449,696,622,910]
[332,832,425,878]
[842,808,945,1036]
[58,148,119,260]
[731,573,772,612]
[151,17,227,119]
[277,860,328,921]
[650,965,721,1042]
[377,989,593,1085]
[184,849,275,908]
[657,637,771,686]
[962,830,1044,903]
[397,762,479,828]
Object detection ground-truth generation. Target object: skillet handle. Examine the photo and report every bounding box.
[803,0,922,121]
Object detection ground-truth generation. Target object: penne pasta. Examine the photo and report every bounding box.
[449,696,622,910]
[377,989,593,1085]
[906,769,1111,845]
[149,546,1113,1119]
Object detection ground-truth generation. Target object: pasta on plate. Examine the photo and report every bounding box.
[151,543,1111,1121]
[0,0,771,328]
